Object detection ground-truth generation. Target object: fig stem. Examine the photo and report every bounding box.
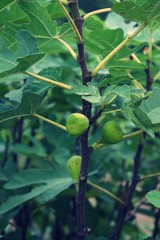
[61,0,68,4]
[140,172,160,181]
[123,130,144,139]
[83,8,112,20]
[57,0,82,44]
[123,127,160,139]
[87,181,125,205]
[54,36,77,60]
[92,21,148,77]
[91,141,106,150]
[24,71,72,90]
[130,53,142,63]
[33,113,67,131]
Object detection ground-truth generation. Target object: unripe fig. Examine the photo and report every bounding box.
[100,121,123,144]
[66,113,89,136]
[67,155,82,183]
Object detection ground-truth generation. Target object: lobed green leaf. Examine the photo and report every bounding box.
[0,169,73,214]
[112,0,160,23]
[0,30,44,78]
[146,190,160,208]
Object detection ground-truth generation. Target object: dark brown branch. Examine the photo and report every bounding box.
[110,133,146,240]
[125,197,146,222]
[90,108,104,125]
[1,135,10,168]
[152,209,160,239]
[12,117,24,163]
[14,203,30,240]
[145,59,153,91]
[68,1,92,239]
[110,52,153,240]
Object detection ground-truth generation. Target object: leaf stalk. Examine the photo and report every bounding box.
[92,22,148,77]
[57,0,82,44]
[123,130,144,139]
[83,8,112,20]
[54,36,77,60]
[140,172,160,181]
[33,113,67,131]
[87,181,125,205]
[24,71,72,90]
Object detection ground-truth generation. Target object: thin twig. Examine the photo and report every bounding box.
[90,108,104,125]
[125,197,146,222]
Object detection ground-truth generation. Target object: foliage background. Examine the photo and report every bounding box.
[0,0,160,240]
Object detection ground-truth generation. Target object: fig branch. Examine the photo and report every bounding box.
[67,0,93,239]
[110,42,154,240]
[111,133,146,240]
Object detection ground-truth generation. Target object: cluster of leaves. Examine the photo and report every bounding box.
[0,0,160,239]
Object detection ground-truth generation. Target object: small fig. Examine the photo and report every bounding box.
[66,113,89,136]
[100,121,123,144]
[67,155,82,183]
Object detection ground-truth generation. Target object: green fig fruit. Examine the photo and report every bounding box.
[66,113,89,136]
[100,121,123,144]
[67,155,82,183]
